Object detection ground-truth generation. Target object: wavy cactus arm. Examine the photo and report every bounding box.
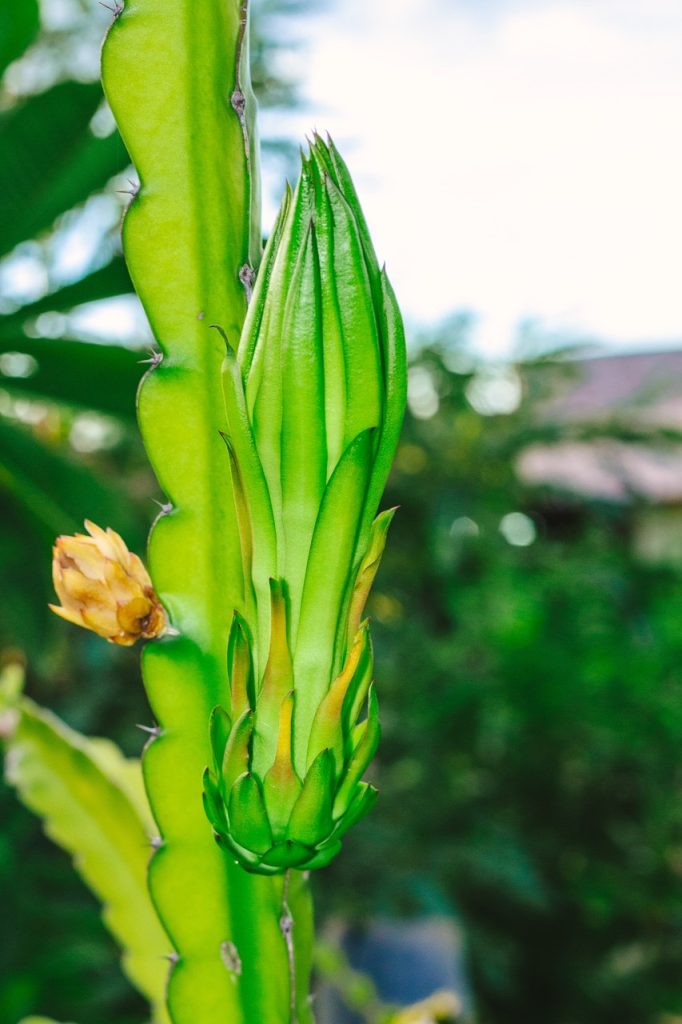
[0,666,170,1023]
[102,2,313,1022]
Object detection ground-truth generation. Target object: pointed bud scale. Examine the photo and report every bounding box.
[209,706,232,773]
[262,691,302,837]
[221,709,254,794]
[227,612,254,719]
[50,520,167,646]
[346,508,397,646]
[203,138,406,873]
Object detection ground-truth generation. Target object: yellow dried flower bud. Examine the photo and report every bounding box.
[49,520,167,646]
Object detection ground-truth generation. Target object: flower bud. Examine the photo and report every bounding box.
[205,137,406,873]
[50,521,167,646]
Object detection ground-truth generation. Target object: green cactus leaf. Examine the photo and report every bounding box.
[333,685,381,819]
[227,611,255,720]
[302,839,343,871]
[280,223,327,632]
[209,705,232,772]
[361,270,408,541]
[332,782,379,840]
[253,579,294,775]
[260,840,312,869]
[222,343,279,656]
[263,691,302,838]
[243,164,318,563]
[346,507,397,644]
[222,708,254,793]
[0,668,170,1023]
[317,137,382,295]
[228,772,273,854]
[238,185,292,376]
[223,439,257,616]
[202,767,227,834]
[306,623,370,773]
[293,428,374,772]
[342,630,374,746]
[307,159,347,475]
[325,178,383,447]
[288,747,335,846]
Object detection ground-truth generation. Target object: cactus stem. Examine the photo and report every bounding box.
[280,868,297,1023]
[233,2,251,157]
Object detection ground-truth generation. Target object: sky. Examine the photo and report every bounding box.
[261,0,682,358]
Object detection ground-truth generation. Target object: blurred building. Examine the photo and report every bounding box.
[517,350,682,563]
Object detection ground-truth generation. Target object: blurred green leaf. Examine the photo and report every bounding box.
[20,1018,75,1024]
[0,336,141,418]
[1,665,170,1021]
[0,417,138,540]
[0,256,133,334]
[0,82,128,256]
[0,0,39,76]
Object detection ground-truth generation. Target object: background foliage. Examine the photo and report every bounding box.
[1,3,681,1024]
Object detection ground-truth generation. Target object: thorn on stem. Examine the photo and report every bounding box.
[153,498,173,514]
[136,722,162,737]
[239,263,255,303]
[139,349,162,367]
[99,0,123,17]
[220,940,242,979]
[231,90,246,116]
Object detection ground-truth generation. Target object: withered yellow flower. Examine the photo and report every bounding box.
[49,520,167,646]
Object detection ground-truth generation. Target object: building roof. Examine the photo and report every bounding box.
[516,349,682,504]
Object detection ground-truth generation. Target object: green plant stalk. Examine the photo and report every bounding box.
[102,2,313,1022]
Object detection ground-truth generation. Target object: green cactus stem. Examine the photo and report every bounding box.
[102,1,314,1021]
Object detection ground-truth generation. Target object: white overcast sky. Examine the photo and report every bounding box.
[261,0,682,358]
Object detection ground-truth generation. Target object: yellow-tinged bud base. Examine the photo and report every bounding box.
[202,594,380,875]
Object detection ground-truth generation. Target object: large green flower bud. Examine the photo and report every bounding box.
[203,137,406,874]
